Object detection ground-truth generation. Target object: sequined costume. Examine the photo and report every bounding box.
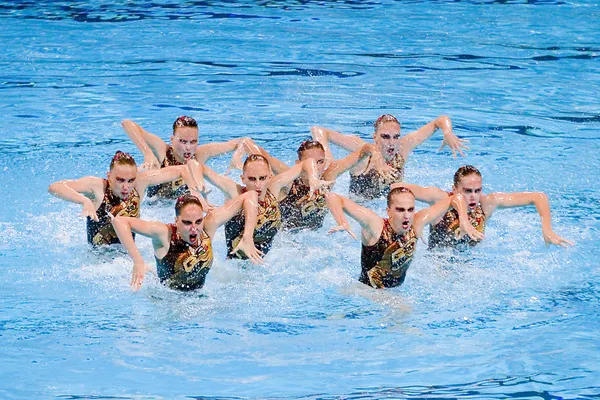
[279,178,327,232]
[156,224,213,291]
[360,218,417,288]
[86,180,140,246]
[428,201,486,250]
[349,153,405,200]
[225,189,281,259]
[146,146,189,199]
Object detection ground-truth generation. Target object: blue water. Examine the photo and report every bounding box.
[1,1,599,398]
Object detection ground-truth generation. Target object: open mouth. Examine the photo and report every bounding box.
[189,233,198,244]
[386,148,395,156]
[183,152,193,160]
[469,202,477,208]
[402,220,410,229]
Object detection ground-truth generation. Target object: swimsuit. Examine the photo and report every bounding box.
[146,145,189,199]
[225,189,281,259]
[349,153,405,200]
[156,224,213,291]
[428,199,486,250]
[86,179,140,246]
[360,218,417,288]
[279,178,327,232]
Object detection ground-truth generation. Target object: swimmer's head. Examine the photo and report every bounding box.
[453,165,483,211]
[373,114,401,159]
[296,140,326,176]
[175,194,204,246]
[241,154,272,199]
[107,151,137,200]
[386,186,416,234]
[171,116,199,163]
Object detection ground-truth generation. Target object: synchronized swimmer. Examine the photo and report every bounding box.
[49,114,573,292]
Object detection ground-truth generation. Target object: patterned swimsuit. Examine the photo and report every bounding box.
[349,153,405,200]
[155,224,213,291]
[428,199,486,250]
[360,219,417,288]
[86,180,140,246]
[279,178,327,232]
[225,189,281,259]
[146,146,189,199]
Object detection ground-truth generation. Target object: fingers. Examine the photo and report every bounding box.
[130,274,143,291]
[347,229,358,240]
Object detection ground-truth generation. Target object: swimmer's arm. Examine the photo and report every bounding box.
[322,143,375,181]
[195,137,248,163]
[48,176,103,220]
[483,192,574,247]
[391,183,447,205]
[136,164,190,194]
[121,120,167,166]
[413,194,454,238]
[325,192,383,245]
[311,125,366,153]
[400,115,468,159]
[202,164,241,200]
[112,216,170,290]
[251,140,290,174]
[269,158,328,199]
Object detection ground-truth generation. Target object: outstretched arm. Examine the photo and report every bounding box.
[483,192,574,247]
[412,194,454,238]
[203,190,263,264]
[390,182,447,205]
[202,163,241,200]
[112,216,170,291]
[121,120,167,169]
[311,125,368,167]
[195,137,251,164]
[325,192,383,245]
[48,176,104,221]
[400,115,468,159]
[322,143,390,181]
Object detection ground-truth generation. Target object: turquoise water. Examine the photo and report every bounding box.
[1,1,599,398]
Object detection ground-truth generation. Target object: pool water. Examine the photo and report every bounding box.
[1,1,599,398]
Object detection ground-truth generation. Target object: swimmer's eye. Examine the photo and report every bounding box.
[408,207,414,212]
[317,159,325,165]
[128,178,136,183]
[381,134,391,140]
[393,135,401,140]
[182,221,192,226]
[258,176,267,181]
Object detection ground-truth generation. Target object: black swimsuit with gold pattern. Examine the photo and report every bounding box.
[225,189,281,259]
[146,146,189,199]
[280,178,327,232]
[86,179,140,246]
[155,224,213,291]
[360,218,417,288]
[428,201,486,250]
[349,153,405,200]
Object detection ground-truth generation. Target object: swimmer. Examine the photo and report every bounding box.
[312,114,468,200]
[392,165,574,249]
[121,116,252,198]
[326,187,470,288]
[112,192,263,291]
[197,154,332,258]
[235,139,390,231]
[48,151,205,246]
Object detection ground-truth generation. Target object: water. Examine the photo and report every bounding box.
[1,0,599,398]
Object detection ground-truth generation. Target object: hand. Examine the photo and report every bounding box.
[82,198,99,221]
[371,150,398,182]
[231,236,264,264]
[140,153,161,171]
[439,131,469,158]
[308,178,335,200]
[327,222,357,240]
[543,230,575,248]
[224,141,246,175]
[130,260,151,291]
[457,221,485,242]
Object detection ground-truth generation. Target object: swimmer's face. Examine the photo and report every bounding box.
[453,173,483,211]
[107,163,137,200]
[387,192,416,234]
[241,161,271,200]
[171,126,199,162]
[297,147,327,177]
[175,204,204,246]
[374,121,401,159]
